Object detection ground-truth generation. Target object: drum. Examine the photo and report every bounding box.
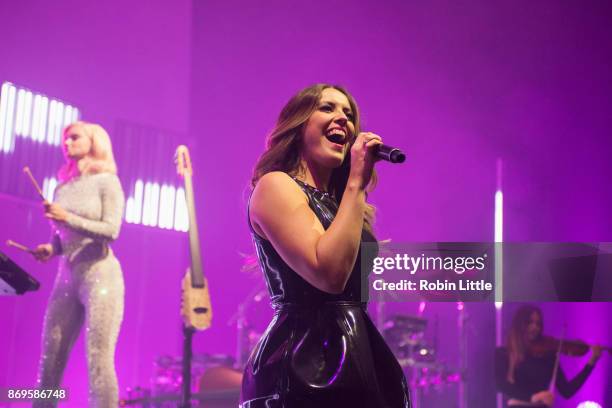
[198,366,243,390]
[151,353,236,395]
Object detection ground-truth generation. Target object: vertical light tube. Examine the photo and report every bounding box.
[174,187,189,232]
[22,91,33,138]
[43,177,58,202]
[126,180,144,224]
[142,182,153,226]
[133,180,144,224]
[42,178,50,201]
[63,105,73,129]
[495,158,504,304]
[54,101,64,146]
[495,191,503,244]
[158,184,176,229]
[495,189,503,306]
[48,177,57,202]
[32,94,41,141]
[38,96,49,143]
[494,158,504,408]
[149,183,160,227]
[47,100,57,144]
[15,89,26,136]
[2,84,17,153]
[158,185,168,228]
[125,197,136,223]
[142,182,160,227]
[0,82,10,150]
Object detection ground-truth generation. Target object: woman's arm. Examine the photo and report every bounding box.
[251,132,381,294]
[63,175,125,241]
[250,171,366,294]
[556,347,601,398]
[32,230,63,262]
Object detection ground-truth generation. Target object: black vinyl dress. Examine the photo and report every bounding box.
[240,177,411,408]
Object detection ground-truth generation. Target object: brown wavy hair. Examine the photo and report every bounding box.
[251,84,377,233]
[506,305,543,383]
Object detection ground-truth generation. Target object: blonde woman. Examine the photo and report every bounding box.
[32,121,125,407]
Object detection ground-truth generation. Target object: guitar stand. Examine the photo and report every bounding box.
[180,325,195,408]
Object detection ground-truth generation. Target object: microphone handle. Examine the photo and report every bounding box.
[375,144,406,163]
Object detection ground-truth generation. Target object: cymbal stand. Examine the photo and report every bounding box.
[228,283,266,368]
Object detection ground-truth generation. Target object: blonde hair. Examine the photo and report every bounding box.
[58,121,117,182]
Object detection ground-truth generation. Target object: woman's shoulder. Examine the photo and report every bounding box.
[88,172,119,183]
[87,172,123,193]
[254,172,303,197]
[251,172,307,212]
[257,171,293,185]
[56,172,117,188]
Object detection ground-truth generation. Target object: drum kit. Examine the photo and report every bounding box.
[151,354,238,395]
[121,353,241,407]
[382,314,462,404]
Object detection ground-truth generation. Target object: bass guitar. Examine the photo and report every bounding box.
[175,145,212,407]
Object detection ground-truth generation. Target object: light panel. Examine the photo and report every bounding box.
[0,81,79,151]
[126,179,187,231]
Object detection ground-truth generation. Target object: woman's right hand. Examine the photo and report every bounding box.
[349,132,383,190]
[531,390,554,407]
[32,243,53,262]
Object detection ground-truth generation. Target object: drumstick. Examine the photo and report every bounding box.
[6,239,33,253]
[23,166,45,200]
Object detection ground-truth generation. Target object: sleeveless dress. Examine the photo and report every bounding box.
[240,177,411,408]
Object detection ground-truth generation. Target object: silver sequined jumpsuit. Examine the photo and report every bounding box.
[34,172,125,408]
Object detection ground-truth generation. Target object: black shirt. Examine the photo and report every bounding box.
[495,346,595,402]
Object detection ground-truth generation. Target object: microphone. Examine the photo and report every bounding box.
[375,144,406,163]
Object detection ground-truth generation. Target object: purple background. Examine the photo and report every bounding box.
[1,0,611,406]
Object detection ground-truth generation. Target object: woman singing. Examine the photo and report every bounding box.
[495,305,602,407]
[31,121,125,407]
[240,84,410,407]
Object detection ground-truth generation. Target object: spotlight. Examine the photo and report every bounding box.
[577,401,602,408]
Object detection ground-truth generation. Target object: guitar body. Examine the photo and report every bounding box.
[181,269,212,330]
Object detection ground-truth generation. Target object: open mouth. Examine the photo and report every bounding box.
[325,130,347,146]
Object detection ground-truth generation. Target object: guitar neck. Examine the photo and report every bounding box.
[184,174,204,288]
